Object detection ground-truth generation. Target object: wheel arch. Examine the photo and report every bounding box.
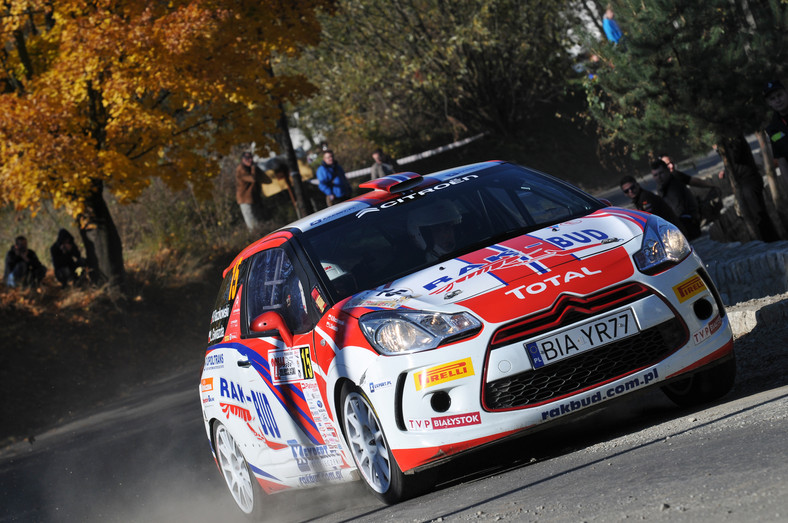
[208,417,218,453]
[333,377,356,438]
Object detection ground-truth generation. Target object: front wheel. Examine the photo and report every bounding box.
[340,383,426,504]
[661,355,736,407]
[213,421,264,519]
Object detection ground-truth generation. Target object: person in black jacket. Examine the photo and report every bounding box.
[650,160,702,240]
[620,176,689,237]
[4,236,46,288]
[50,229,86,286]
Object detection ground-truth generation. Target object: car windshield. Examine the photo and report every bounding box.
[299,163,602,301]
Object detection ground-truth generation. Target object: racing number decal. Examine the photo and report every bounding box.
[300,346,314,380]
[229,256,243,300]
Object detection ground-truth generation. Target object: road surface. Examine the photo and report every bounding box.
[1,338,786,522]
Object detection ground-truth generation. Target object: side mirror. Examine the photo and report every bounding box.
[250,311,293,346]
[599,198,613,207]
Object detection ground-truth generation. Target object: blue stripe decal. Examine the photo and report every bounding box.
[249,463,280,481]
[212,343,321,445]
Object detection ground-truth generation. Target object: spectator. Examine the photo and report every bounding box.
[370,148,398,180]
[659,153,721,224]
[764,80,788,179]
[50,229,86,287]
[720,131,780,242]
[603,8,623,45]
[316,149,350,206]
[4,235,46,288]
[271,162,299,214]
[235,151,268,232]
[659,154,718,190]
[650,160,702,240]
[620,175,688,236]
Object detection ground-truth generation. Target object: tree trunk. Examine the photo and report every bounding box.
[716,134,781,241]
[756,129,786,205]
[277,105,312,219]
[756,129,788,232]
[78,180,125,291]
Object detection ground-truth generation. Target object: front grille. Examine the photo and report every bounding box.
[490,283,652,349]
[483,281,689,411]
[484,318,685,410]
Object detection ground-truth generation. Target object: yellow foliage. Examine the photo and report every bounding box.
[0,0,333,216]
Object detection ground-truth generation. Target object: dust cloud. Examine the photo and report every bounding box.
[0,369,375,523]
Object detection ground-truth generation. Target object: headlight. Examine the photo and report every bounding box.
[633,215,692,274]
[359,310,482,355]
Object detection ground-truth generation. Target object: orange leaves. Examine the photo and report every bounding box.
[1,0,331,218]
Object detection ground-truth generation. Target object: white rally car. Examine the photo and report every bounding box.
[200,161,735,515]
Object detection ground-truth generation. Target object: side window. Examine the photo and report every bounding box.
[246,248,311,334]
[207,259,246,347]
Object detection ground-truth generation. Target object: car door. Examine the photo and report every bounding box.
[238,245,350,489]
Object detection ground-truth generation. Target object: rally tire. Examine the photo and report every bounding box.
[661,355,737,407]
[339,382,424,504]
[213,421,264,519]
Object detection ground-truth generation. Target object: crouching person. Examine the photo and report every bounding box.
[4,235,47,288]
[51,229,87,287]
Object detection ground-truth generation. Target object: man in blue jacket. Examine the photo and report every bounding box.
[316,149,351,207]
[603,8,623,45]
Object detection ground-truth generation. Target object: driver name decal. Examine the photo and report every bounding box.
[269,346,314,384]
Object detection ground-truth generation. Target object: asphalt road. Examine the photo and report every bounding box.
[1,351,786,523]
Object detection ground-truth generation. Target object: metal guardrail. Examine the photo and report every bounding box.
[343,133,487,180]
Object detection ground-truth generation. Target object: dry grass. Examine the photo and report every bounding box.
[0,162,294,446]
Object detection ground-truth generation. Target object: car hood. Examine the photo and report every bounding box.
[342,209,646,323]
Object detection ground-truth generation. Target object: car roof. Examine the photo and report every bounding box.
[224,160,506,276]
[290,160,504,233]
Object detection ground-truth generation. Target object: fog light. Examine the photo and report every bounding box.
[693,298,713,320]
[430,391,451,412]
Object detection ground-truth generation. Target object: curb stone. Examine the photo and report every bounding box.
[692,236,788,306]
[690,236,788,337]
[727,297,788,338]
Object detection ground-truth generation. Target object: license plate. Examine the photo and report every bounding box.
[525,309,639,369]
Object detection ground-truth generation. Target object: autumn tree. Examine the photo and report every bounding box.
[0,0,334,289]
[583,0,788,240]
[293,0,580,157]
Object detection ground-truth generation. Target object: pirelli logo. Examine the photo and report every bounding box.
[673,275,706,303]
[414,358,474,391]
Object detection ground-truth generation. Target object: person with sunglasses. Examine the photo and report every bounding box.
[620,175,688,237]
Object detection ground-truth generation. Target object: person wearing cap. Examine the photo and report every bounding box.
[764,80,788,179]
[235,151,267,232]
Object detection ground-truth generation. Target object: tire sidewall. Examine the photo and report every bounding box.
[212,421,265,519]
[339,382,408,504]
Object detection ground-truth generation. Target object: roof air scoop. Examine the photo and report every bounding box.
[359,172,423,194]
